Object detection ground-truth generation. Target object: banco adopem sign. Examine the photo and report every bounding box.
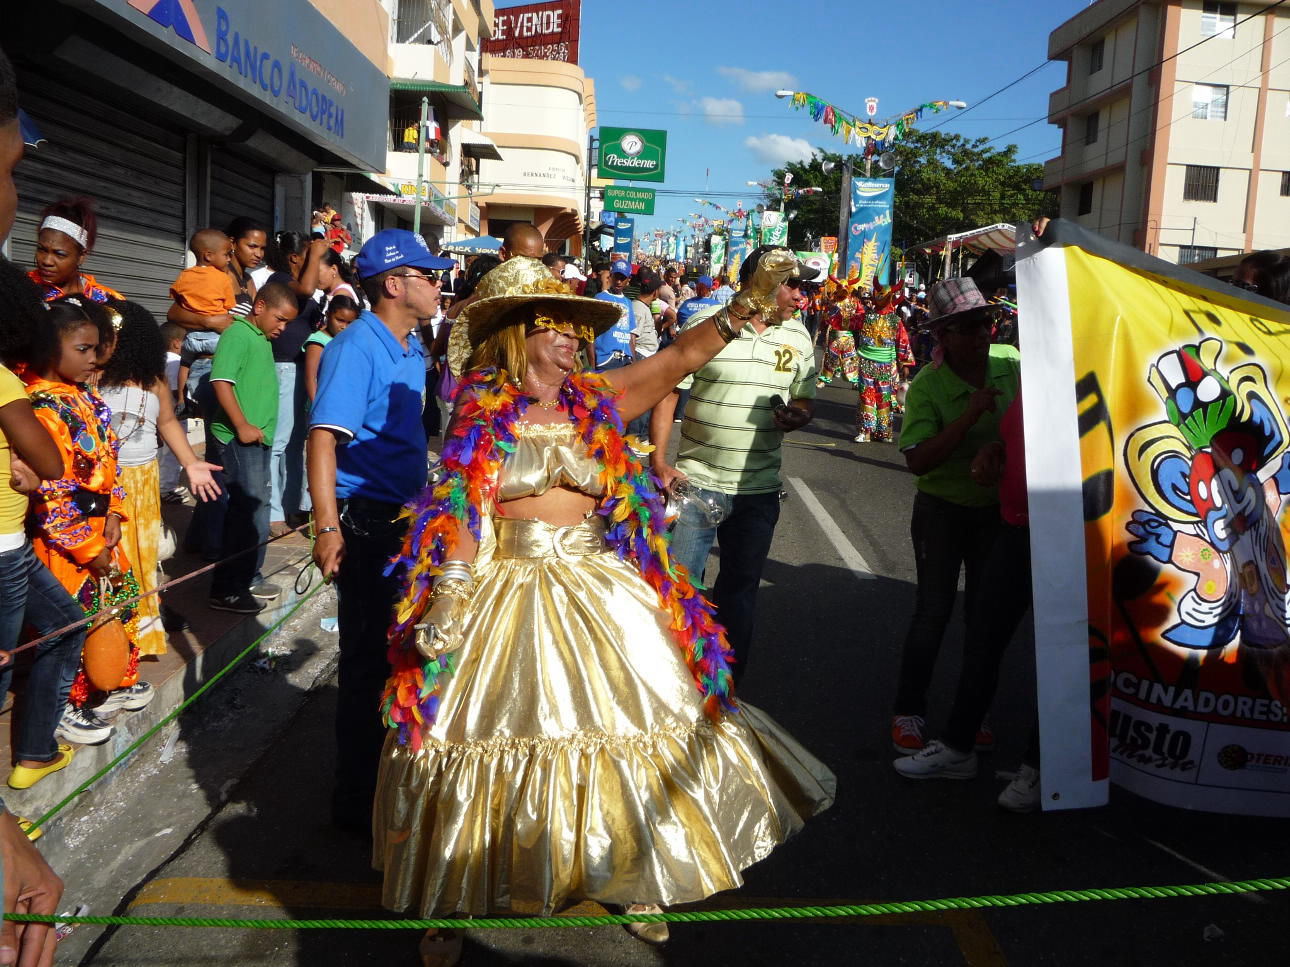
[598,127,667,184]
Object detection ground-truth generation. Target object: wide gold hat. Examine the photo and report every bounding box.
[447,256,622,377]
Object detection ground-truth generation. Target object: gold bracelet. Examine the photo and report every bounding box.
[713,310,738,343]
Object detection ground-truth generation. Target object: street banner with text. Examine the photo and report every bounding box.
[597,127,667,183]
[709,235,727,274]
[484,0,581,64]
[846,178,894,289]
[760,210,788,247]
[612,216,634,257]
[1016,220,1290,815]
[604,186,656,215]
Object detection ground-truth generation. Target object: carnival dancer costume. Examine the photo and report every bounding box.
[25,374,144,705]
[855,286,914,442]
[819,281,860,386]
[27,268,122,305]
[374,258,835,918]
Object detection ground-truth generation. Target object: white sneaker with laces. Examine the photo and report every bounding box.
[997,764,1041,812]
[96,682,156,715]
[893,740,978,779]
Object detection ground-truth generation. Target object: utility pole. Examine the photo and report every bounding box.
[583,130,598,260]
[836,158,853,277]
[413,96,428,236]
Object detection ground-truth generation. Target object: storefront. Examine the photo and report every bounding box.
[4,0,387,313]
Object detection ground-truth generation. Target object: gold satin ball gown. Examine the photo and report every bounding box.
[374,421,836,916]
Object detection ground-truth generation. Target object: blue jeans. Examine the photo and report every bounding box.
[270,361,309,521]
[210,438,271,599]
[668,486,781,684]
[0,543,86,761]
[185,417,227,561]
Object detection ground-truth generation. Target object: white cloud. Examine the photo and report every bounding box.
[662,74,691,95]
[619,74,642,92]
[717,66,797,93]
[699,97,745,126]
[744,133,815,166]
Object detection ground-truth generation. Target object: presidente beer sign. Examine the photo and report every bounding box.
[597,127,668,184]
[484,0,581,64]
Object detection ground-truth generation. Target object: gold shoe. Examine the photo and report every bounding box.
[15,817,42,842]
[623,903,669,945]
[8,745,74,790]
[418,929,462,967]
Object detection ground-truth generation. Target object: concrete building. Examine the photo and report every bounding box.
[6,0,391,314]
[338,0,501,248]
[476,55,597,255]
[1043,0,1290,264]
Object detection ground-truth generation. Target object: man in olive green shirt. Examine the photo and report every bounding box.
[890,278,1020,756]
[208,284,296,613]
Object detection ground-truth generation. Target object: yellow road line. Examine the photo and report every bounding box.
[128,881,1005,963]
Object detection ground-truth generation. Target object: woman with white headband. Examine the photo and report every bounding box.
[28,198,123,304]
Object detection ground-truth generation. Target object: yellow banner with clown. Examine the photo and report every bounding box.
[1015,220,1290,815]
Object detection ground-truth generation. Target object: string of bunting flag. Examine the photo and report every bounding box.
[783,91,955,154]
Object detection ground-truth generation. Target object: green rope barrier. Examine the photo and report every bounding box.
[7,875,1289,930]
[27,582,325,835]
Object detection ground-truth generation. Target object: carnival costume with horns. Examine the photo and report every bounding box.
[374,258,834,917]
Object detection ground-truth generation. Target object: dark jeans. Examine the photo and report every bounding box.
[0,543,86,762]
[331,497,408,828]
[209,437,271,599]
[943,523,1039,765]
[894,491,1002,716]
[669,488,780,684]
[186,412,227,561]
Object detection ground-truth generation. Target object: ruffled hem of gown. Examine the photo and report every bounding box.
[374,701,835,916]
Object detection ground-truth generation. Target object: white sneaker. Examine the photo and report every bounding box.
[997,764,1041,812]
[95,682,156,715]
[55,705,114,745]
[893,739,978,779]
[854,431,870,443]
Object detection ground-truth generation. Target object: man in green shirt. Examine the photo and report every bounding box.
[208,283,296,613]
[890,277,1020,755]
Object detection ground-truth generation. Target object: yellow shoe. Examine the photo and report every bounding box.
[15,817,42,841]
[8,744,75,790]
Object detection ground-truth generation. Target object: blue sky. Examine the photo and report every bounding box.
[572,0,1089,246]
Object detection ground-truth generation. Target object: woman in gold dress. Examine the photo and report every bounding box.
[376,255,835,964]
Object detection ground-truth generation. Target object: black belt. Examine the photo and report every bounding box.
[339,496,404,521]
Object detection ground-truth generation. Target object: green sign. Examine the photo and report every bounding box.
[604,186,656,215]
[598,126,668,183]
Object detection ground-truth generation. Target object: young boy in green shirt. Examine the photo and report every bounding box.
[208,283,297,613]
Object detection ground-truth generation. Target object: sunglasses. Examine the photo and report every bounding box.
[1230,280,1259,292]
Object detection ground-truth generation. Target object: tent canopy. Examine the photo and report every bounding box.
[912,223,1017,257]
[443,235,502,254]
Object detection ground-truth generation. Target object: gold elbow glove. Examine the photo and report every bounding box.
[414,578,471,660]
[731,250,799,319]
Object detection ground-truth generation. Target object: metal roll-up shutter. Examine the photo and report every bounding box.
[12,72,187,317]
[209,147,276,237]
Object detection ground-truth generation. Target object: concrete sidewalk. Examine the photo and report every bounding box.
[1,497,321,837]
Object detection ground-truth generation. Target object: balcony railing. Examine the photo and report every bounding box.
[395,0,452,64]
[464,58,478,105]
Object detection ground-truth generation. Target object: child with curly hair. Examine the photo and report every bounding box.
[24,298,152,742]
[98,301,221,654]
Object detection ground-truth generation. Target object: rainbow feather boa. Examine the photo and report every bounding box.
[380,368,737,751]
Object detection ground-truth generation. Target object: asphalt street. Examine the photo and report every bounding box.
[66,379,1290,966]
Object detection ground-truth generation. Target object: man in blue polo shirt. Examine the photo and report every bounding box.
[592,258,633,369]
[307,228,452,835]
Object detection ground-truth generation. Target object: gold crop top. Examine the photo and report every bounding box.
[496,421,605,501]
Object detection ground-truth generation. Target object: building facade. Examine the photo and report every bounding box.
[6,0,390,313]
[1044,0,1290,264]
[476,54,596,255]
[340,0,500,249]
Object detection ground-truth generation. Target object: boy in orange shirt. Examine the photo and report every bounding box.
[172,228,235,401]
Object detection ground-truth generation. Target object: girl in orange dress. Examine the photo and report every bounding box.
[25,298,154,744]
